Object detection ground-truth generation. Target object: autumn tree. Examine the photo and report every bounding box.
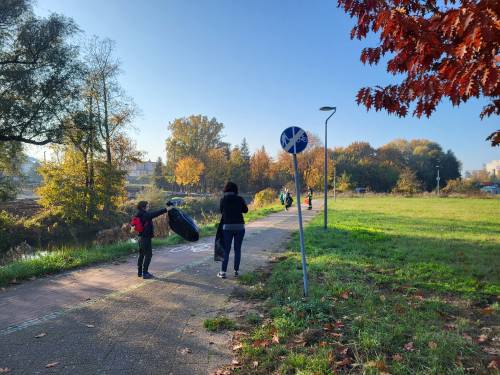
[205,148,229,192]
[393,168,423,195]
[165,115,224,181]
[227,147,250,192]
[250,147,272,191]
[337,172,354,192]
[338,0,499,146]
[269,151,293,190]
[175,157,205,190]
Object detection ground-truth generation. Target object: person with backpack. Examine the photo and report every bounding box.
[285,191,293,210]
[279,190,285,206]
[131,201,170,279]
[217,182,248,279]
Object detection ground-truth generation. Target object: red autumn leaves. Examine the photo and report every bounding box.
[338,0,500,145]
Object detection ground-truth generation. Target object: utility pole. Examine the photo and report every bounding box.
[333,165,337,201]
[436,164,440,195]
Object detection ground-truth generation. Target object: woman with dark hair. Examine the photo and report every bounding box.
[218,181,248,278]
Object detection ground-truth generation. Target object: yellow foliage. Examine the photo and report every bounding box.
[175,156,205,187]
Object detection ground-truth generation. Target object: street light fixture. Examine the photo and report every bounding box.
[320,106,336,230]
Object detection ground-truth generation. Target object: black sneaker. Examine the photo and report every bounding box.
[234,271,239,277]
[143,272,154,279]
[138,271,142,278]
[217,271,226,279]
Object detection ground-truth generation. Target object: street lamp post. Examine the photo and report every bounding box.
[319,106,336,230]
[436,164,441,195]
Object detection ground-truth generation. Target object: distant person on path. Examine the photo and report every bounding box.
[307,187,313,210]
[279,189,285,206]
[218,182,248,279]
[132,201,169,279]
[285,191,293,210]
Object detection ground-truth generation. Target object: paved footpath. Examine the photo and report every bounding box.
[0,203,321,374]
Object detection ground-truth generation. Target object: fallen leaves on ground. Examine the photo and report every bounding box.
[272,333,280,344]
[252,361,259,368]
[428,341,437,349]
[481,306,494,316]
[231,359,240,366]
[487,360,498,369]
[45,362,59,368]
[340,291,350,300]
[392,353,403,362]
[404,342,415,351]
[179,348,192,355]
[232,344,243,351]
[0,368,11,373]
[478,334,488,343]
[34,333,47,338]
[365,360,387,370]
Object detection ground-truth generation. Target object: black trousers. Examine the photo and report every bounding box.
[138,236,153,273]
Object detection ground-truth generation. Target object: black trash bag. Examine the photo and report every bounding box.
[214,220,225,262]
[168,207,199,242]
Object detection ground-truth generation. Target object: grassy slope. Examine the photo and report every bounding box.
[235,197,500,374]
[0,203,283,287]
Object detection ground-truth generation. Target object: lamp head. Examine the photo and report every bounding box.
[320,106,336,112]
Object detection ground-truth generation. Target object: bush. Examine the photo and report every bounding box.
[178,197,219,223]
[135,185,167,209]
[253,188,278,208]
[442,178,478,194]
[392,168,422,196]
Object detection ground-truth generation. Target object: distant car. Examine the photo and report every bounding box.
[354,187,367,194]
[480,186,498,194]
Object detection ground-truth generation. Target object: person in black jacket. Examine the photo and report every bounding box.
[218,182,248,279]
[135,201,169,279]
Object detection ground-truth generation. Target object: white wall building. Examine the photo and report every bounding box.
[127,160,157,178]
[485,160,500,178]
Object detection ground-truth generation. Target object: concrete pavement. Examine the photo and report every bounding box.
[0,203,321,374]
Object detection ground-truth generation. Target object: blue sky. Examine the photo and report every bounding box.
[34,0,498,171]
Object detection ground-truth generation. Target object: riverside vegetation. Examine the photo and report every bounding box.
[227,196,499,374]
[0,201,283,287]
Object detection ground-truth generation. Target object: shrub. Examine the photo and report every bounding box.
[392,168,422,196]
[135,185,167,209]
[442,178,478,194]
[253,188,278,208]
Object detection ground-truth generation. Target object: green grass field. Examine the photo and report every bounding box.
[235,197,500,374]
[0,203,283,287]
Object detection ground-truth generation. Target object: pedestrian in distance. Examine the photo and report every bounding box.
[131,200,172,279]
[279,189,285,205]
[285,191,293,210]
[217,181,248,279]
[307,187,313,210]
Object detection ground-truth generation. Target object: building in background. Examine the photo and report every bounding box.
[127,160,157,180]
[485,160,500,178]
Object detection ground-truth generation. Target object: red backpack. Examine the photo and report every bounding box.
[131,216,144,234]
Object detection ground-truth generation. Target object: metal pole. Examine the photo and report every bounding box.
[333,166,336,202]
[293,153,308,297]
[324,120,328,230]
[437,166,440,195]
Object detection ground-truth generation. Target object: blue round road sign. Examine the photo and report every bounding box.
[280,126,308,154]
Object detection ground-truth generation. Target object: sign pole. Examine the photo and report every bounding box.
[293,153,309,297]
